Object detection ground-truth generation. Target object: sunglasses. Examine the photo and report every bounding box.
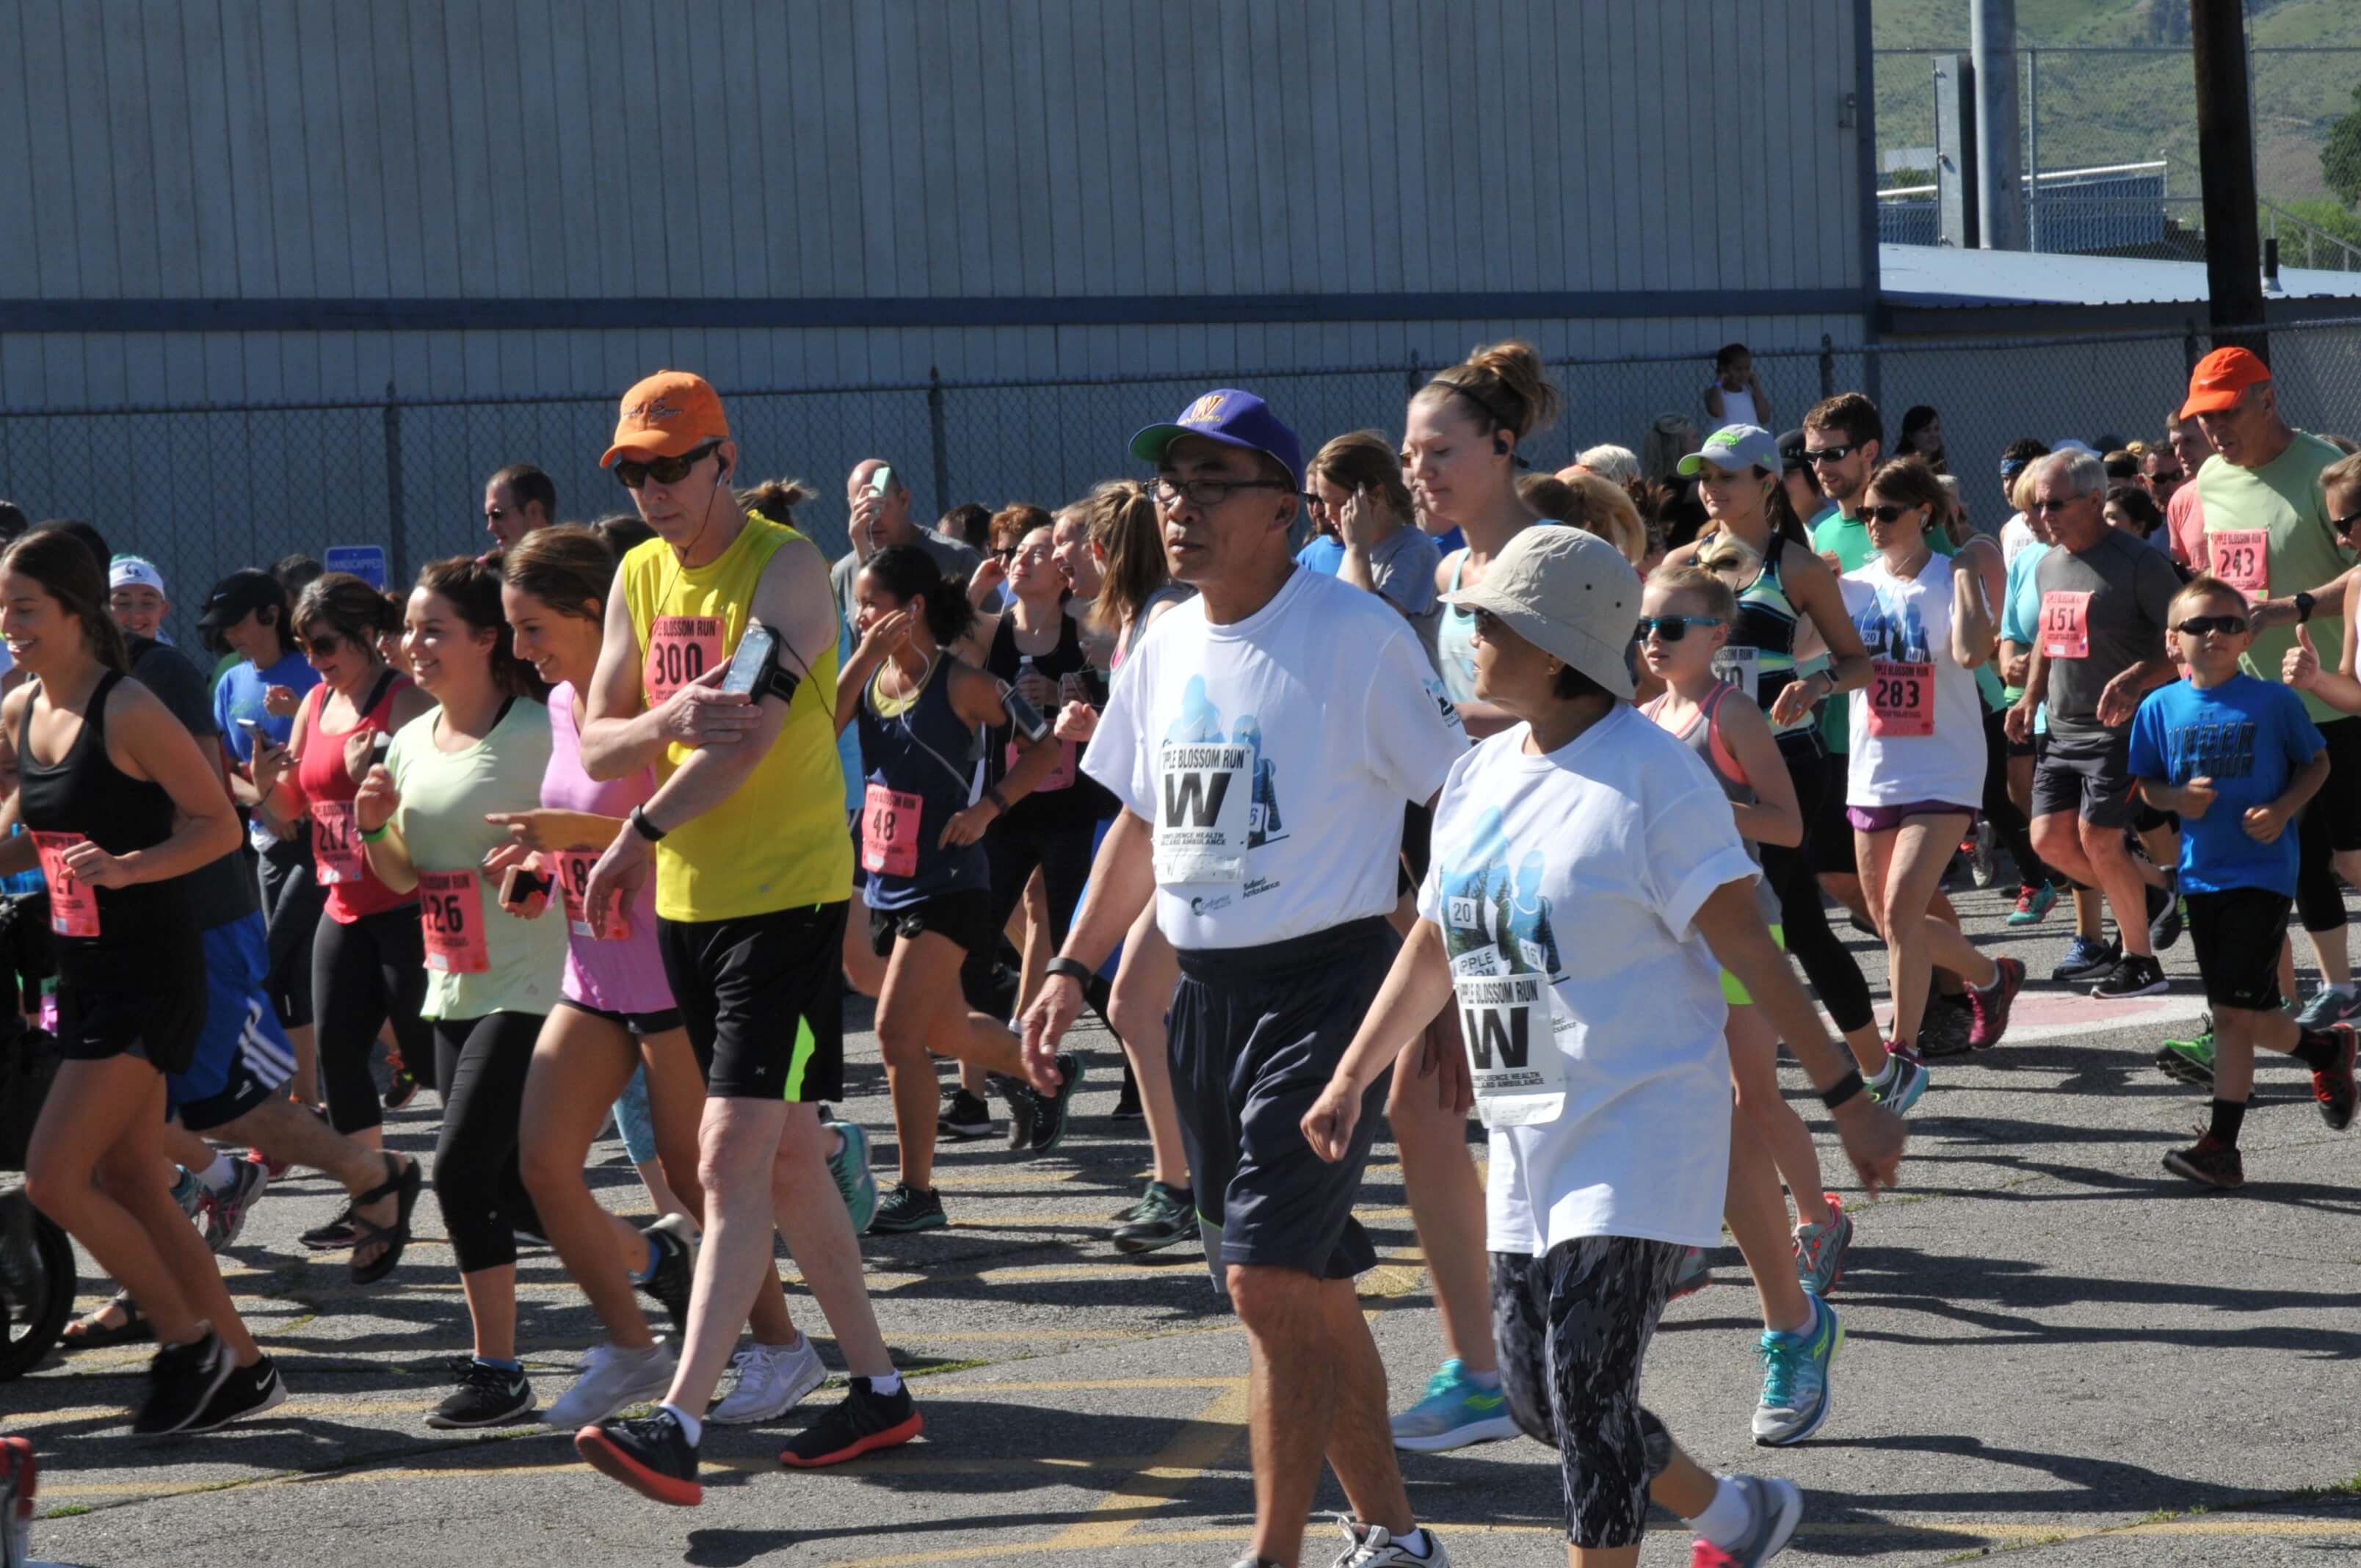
[2148,468,2186,484]
[612,440,721,490]
[2174,614,2249,636]
[2334,508,2361,535]
[1636,614,1725,642]
[2028,497,2087,515]
[1804,444,1857,465]
[1861,504,1918,523]
[299,634,344,657]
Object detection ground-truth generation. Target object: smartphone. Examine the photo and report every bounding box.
[369,733,393,769]
[722,622,782,697]
[500,864,552,910]
[1002,684,1051,744]
[870,465,893,498]
[236,716,263,732]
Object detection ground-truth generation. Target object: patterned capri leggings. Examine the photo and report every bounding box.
[1491,1235,1683,1548]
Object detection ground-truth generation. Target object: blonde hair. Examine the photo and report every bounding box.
[1519,472,1647,567]
[2324,451,2361,506]
[1646,562,1739,623]
[2169,574,2248,620]
[1691,528,1764,593]
[1574,444,1641,486]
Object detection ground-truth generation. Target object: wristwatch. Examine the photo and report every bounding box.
[1042,956,1095,987]
[628,805,667,843]
[2296,591,2318,624]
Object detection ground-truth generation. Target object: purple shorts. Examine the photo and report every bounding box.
[1846,800,1979,835]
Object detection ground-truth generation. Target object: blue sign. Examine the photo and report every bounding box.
[324,545,388,591]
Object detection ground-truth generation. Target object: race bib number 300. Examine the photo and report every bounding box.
[645,617,725,705]
[1153,741,1252,885]
[1453,972,1570,1129]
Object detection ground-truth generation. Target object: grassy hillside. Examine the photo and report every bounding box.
[1873,0,2361,207]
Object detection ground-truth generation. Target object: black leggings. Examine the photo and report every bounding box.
[1764,738,1876,1036]
[431,1012,548,1275]
[312,905,436,1135]
[1981,705,2056,891]
[959,812,1100,1011]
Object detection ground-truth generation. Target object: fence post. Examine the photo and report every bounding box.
[381,381,407,584]
[1404,353,1422,396]
[1818,335,1835,399]
[2185,317,2202,372]
[927,366,951,520]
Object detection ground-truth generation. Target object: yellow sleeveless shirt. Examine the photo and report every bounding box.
[619,510,851,922]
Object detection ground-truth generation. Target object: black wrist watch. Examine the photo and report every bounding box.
[1042,956,1095,987]
[2296,592,2318,624]
[628,805,667,843]
[983,785,1011,813]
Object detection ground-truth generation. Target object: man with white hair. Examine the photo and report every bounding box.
[2006,448,2183,1000]
[1571,444,1640,487]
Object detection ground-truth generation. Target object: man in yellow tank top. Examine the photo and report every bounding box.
[569,371,919,1503]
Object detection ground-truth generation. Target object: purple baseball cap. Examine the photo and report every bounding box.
[1129,389,1305,490]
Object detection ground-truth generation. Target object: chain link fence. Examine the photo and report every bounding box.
[7,316,2361,650]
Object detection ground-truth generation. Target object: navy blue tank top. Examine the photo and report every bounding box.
[856,654,990,909]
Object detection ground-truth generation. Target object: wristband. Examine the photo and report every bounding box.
[359,821,391,844]
[1042,956,1095,987]
[629,805,667,843]
[2296,591,2317,624]
[1819,1068,1865,1112]
[983,785,1011,813]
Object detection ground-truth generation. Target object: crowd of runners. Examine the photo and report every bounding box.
[7,341,2361,1568]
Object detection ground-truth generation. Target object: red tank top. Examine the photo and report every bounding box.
[296,671,416,923]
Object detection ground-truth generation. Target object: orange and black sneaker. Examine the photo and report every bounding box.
[777,1378,923,1469]
[2310,1025,2359,1132]
[577,1411,701,1506]
[2163,1135,2245,1190]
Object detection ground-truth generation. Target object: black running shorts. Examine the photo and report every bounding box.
[2186,887,2291,1012]
[657,901,847,1102]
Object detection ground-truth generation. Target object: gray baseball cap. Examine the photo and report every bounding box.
[1437,525,1640,700]
[1678,424,1782,477]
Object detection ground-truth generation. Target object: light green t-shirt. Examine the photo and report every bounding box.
[387,697,566,1021]
[1811,512,1962,753]
[2195,432,2352,724]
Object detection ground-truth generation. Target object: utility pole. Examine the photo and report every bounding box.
[1971,0,2023,249]
[2191,0,2267,356]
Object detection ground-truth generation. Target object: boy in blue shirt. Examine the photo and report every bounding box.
[2129,576,2354,1188]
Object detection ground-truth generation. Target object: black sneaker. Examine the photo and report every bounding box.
[134,1331,235,1434]
[2090,953,2169,999]
[2163,1136,2245,1189]
[1111,1061,1144,1119]
[2312,1025,2359,1131]
[936,1088,994,1141]
[1915,995,1973,1059]
[382,1060,421,1111]
[2147,879,2184,952]
[1025,1054,1084,1155]
[868,1183,947,1235]
[184,1352,288,1432]
[1111,1183,1199,1256]
[299,1202,360,1251]
[777,1377,924,1468]
[637,1218,695,1332]
[426,1360,536,1429]
[577,1409,702,1506]
[990,1075,1039,1153]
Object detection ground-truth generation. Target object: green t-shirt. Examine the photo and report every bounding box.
[2195,432,2351,723]
[1811,512,1962,753]
[386,697,567,1021]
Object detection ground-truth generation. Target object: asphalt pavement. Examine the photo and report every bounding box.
[9,872,2361,1567]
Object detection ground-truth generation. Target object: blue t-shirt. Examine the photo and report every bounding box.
[1999,539,2051,735]
[1432,526,1467,558]
[1296,536,1346,576]
[214,648,320,764]
[2127,673,2325,898]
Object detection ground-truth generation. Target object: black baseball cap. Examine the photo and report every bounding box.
[196,568,286,632]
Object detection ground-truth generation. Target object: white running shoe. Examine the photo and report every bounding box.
[542,1340,677,1430]
[706,1335,825,1426]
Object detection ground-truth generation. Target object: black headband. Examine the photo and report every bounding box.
[1427,376,1534,468]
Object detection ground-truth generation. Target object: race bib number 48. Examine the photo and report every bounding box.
[1153,741,1252,885]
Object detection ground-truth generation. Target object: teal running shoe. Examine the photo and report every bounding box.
[2005,882,2059,926]
[1869,1044,1929,1115]
[1752,1293,1840,1446]
[1390,1358,1517,1453]
[825,1117,878,1236]
[1793,1194,1852,1296]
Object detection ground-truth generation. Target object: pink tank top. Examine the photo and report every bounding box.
[541,683,675,1016]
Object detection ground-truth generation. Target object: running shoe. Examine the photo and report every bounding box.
[2295,985,2361,1030]
[133,1330,235,1435]
[201,1158,270,1253]
[2006,881,2059,926]
[1752,1294,1840,1446]
[824,1118,879,1236]
[1793,1195,1852,1297]
[2052,935,2118,984]
[545,1340,677,1430]
[936,1087,994,1141]
[171,1168,203,1222]
[2163,1134,2245,1190]
[1869,1044,1929,1115]
[1668,1244,1712,1300]
[869,1182,947,1235]
[2312,1025,2359,1131]
[426,1360,536,1429]
[1111,1182,1197,1256]
[637,1216,697,1332]
[246,1144,291,1181]
[2146,879,2183,952]
[300,1203,360,1252]
[1026,1053,1083,1154]
[1389,1358,1517,1453]
[382,1059,421,1111]
[709,1335,825,1426]
[1111,1061,1143,1119]
[184,1351,286,1433]
[577,1409,701,1506]
[1968,821,1997,887]
[2,1435,35,1568]
[1690,1474,1805,1567]
[1324,1515,1454,1566]
[1966,957,2025,1050]
[1915,996,1973,1059]
[991,1075,1038,1152]
[2155,1026,2216,1089]
[2090,953,2168,999]
[777,1376,923,1468]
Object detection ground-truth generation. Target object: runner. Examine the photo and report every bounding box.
[1302,523,1906,1568]
[837,542,1078,1233]
[1023,385,1467,1568]
[2136,576,2354,1189]
[484,462,557,551]
[572,371,915,1500]
[2162,410,2216,570]
[1843,458,2025,1064]
[106,554,170,642]
[1313,431,1443,664]
[352,555,567,1429]
[2,527,268,1433]
[2007,449,2182,998]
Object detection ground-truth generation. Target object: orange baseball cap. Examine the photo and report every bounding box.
[601,370,731,467]
[2179,346,2271,420]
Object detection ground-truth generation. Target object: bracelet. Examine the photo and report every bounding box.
[983,785,1010,813]
[359,821,390,844]
[629,805,667,843]
[1042,956,1095,986]
[1819,1069,1865,1112]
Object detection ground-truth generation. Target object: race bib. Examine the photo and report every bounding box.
[1153,741,1253,884]
[553,849,630,942]
[1452,971,1570,1130]
[31,831,99,938]
[418,868,489,974]
[1867,660,1934,738]
[1711,643,1760,697]
[311,801,368,885]
[2040,590,2091,660]
[645,616,725,705]
[860,783,923,879]
[1007,737,1075,793]
[2211,529,2269,599]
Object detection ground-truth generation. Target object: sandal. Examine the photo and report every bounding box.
[60,1288,151,1351]
[349,1155,424,1286]
[300,1202,360,1251]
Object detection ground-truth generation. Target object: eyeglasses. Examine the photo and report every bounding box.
[2174,614,2250,636]
[2333,508,2361,535]
[299,634,344,657]
[1804,444,1857,465]
[2028,496,2090,515]
[1861,504,1918,523]
[1636,614,1725,642]
[612,440,721,490]
[1152,476,1294,508]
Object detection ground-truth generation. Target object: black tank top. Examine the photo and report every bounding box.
[982,610,1116,829]
[855,654,990,909]
[17,669,188,943]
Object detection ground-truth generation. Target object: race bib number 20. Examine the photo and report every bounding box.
[1153,741,1252,885]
